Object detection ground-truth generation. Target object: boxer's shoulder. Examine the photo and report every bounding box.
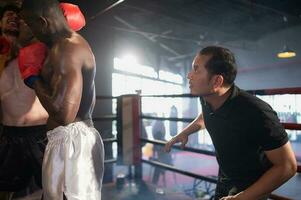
[53,34,92,63]
[63,33,89,51]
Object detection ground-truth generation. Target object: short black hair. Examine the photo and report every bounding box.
[199,46,237,86]
[0,4,20,19]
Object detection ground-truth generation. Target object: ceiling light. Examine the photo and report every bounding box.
[277,45,296,58]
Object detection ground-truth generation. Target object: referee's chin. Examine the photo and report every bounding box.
[190,89,202,96]
[189,90,198,95]
[189,86,197,95]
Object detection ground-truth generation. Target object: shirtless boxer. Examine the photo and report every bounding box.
[0,3,86,199]
[0,4,48,200]
[20,0,104,199]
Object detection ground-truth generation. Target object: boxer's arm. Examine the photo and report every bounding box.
[234,141,297,200]
[33,45,83,125]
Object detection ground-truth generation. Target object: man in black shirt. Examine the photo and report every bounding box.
[164,46,297,200]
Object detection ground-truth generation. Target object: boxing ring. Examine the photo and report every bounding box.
[95,87,301,200]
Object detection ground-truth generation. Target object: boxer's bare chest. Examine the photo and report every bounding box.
[0,60,26,95]
[0,59,37,111]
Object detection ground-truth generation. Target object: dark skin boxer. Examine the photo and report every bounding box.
[20,0,96,130]
[19,0,103,199]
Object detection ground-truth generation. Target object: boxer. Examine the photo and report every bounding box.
[19,0,104,199]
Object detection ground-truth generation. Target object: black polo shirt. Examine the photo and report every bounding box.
[200,85,288,183]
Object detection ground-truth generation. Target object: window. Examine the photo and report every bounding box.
[257,94,301,162]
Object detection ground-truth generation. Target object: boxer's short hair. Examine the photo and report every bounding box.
[0,4,20,19]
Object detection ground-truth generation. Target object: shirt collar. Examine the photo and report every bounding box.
[201,84,240,117]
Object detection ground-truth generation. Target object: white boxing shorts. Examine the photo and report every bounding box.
[42,120,104,200]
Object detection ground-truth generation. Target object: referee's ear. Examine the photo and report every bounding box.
[211,74,224,89]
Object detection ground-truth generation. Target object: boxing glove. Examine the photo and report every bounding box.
[0,36,11,76]
[18,42,47,88]
[60,3,86,31]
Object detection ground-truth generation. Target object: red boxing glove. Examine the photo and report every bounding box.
[18,42,47,88]
[60,3,86,31]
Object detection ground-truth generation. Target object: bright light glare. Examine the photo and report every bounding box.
[122,55,138,65]
[114,57,158,78]
[159,70,183,84]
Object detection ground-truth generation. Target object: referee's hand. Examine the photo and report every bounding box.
[164,133,188,152]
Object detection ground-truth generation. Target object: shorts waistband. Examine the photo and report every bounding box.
[2,124,47,136]
[83,119,94,127]
[47,120,94,142]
